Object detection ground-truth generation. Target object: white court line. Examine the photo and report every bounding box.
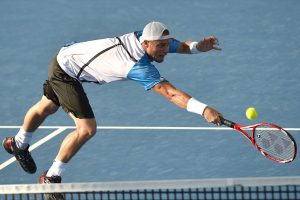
[0,125,299,170]
[0,127,66,171]
[0,126,300,131]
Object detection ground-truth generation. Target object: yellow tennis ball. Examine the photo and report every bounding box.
[246,107,258,120]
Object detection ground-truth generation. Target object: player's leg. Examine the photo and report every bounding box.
[3,95,59,174]
[44,116,97,178]
[56,115,97,162]
[22,95,59,132]
[40,116,96,200]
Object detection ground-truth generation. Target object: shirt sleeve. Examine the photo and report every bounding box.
[127,62,167,90]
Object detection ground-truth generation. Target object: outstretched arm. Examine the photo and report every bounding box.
[152,81,222,125]
[176,35,221,54]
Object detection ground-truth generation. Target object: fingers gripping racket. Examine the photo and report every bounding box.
[221,118,297,163]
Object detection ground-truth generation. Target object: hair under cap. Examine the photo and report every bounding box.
[139,21,172,43]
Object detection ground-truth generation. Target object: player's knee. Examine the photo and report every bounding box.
[77,125,97,141]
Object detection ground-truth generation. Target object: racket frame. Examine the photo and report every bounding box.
[221,118,297,163]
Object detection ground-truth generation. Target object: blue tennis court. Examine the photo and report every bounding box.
[0,0,299,185]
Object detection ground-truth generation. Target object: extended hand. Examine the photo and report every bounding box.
[203,106,223,126]
[197,36,221,52]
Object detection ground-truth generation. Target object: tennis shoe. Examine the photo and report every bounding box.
[2,136,37,174]
[39,171,65,200]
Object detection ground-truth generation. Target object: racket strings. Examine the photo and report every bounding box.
[254,126,295,162]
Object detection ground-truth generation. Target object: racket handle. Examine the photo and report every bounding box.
[220,118,235,128]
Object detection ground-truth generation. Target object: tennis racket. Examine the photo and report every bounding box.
[220,118,297,163]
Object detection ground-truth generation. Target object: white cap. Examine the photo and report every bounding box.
[139,21,172,43]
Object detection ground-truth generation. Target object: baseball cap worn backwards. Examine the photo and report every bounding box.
[139,21,172,43]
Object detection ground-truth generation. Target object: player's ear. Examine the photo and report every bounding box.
[143,40,151,48]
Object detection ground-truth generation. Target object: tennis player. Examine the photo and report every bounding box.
[3,21,223,189]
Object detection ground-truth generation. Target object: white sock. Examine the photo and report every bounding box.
[14,127,33,150]
[46,159,67,177]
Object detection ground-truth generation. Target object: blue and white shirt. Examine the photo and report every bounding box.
[57,31,180,90]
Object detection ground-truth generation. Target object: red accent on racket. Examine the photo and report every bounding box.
[221,118,297,163]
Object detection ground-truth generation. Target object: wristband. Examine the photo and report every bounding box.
[189,42,200,54]
[187,98,207,116]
